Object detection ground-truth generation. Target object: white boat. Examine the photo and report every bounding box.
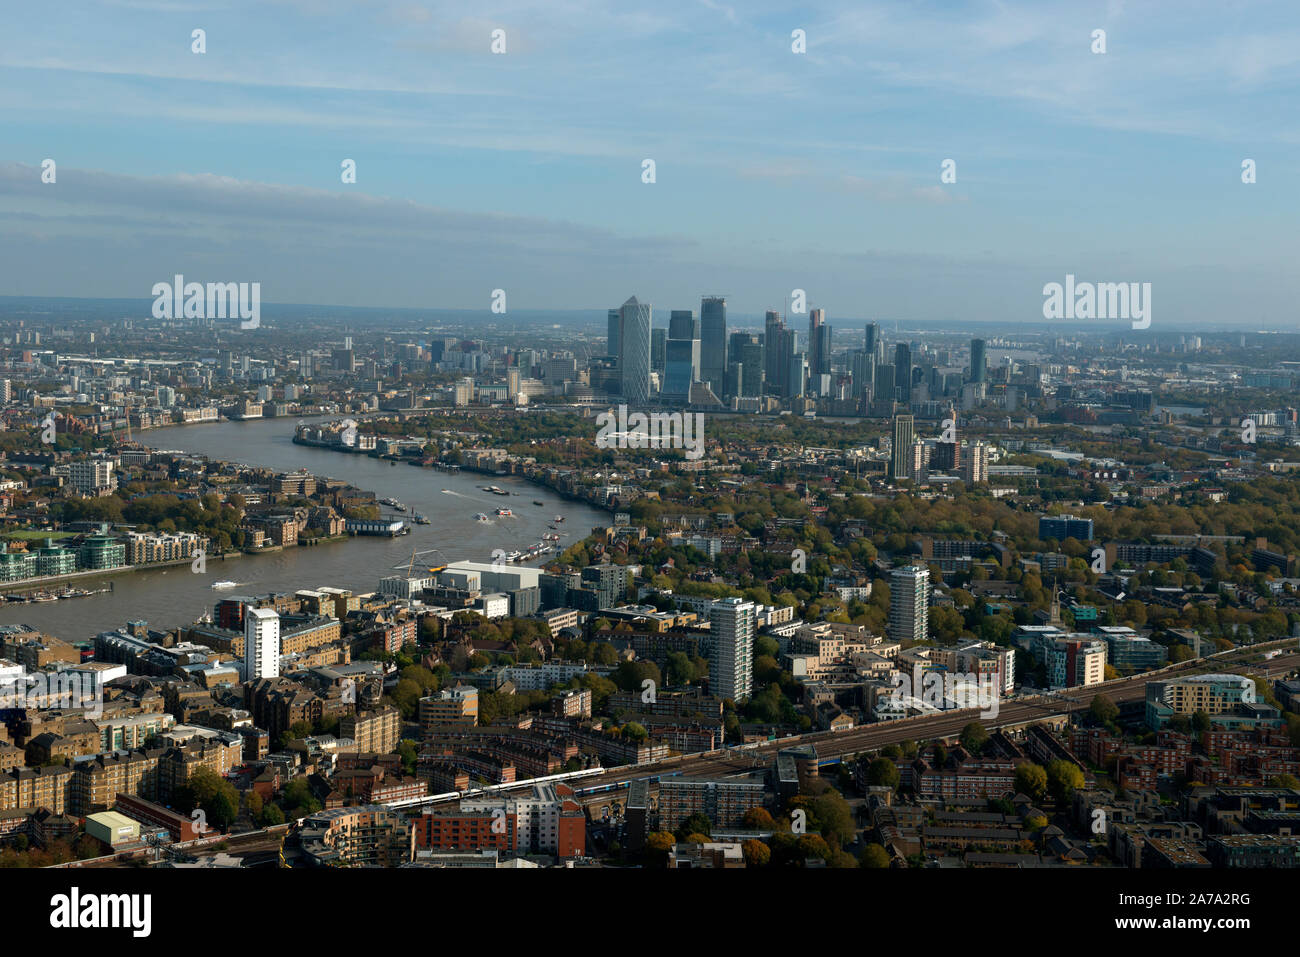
[211,580,239,589]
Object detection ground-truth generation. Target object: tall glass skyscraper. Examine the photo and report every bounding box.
[891,412,915,479]
[661,310,699,399]
[864,321,880,362]
[663,339,698,400]
[618,296,652,405]
[788,352,807,398]
[607,308,621,362]
[730,336,762,397]
[741,344,763,397]
[970,337,987,384]
[850,349,875,399]
[700,296,727,394]
[808,308,831,380]
[875,364,896,407]
[663,310,700,400]
[893,343,912,402]
[764,310,785,393]
[669,310,699,341]
[651,327,667,374]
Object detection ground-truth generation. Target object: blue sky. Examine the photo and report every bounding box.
[1,0,1298,327]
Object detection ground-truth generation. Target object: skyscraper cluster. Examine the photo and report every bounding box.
[610,308,997,419]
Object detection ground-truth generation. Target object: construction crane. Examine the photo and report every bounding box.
[393,547,450,576]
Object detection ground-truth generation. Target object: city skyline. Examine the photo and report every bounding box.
[3,290,1300,886]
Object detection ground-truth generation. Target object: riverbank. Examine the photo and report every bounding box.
[290,418,607,515]
[0,533,361,595]
[0,552,244,594]
[0,416,611,639]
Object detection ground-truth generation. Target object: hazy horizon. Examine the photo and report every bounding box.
[0,293,1294,336]
[3,1,1298,326]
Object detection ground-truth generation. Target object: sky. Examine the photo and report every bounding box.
[1,0,1298,328]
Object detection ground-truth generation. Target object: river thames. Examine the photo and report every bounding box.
[0,416,609,644]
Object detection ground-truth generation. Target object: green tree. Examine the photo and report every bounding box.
[281,777,321,817]
[859,843,891,868]
[1015,763,1048,802]
[177,766,240,831]
[664,651,695,686]
[675,812,713,841]
[810,788,856,847]
[390,678,424,719]
[1045,759,1085,804]
[959,721,990,754]
[398,739,419,776]
[612,659,663,693]
[1089,693,1120,725]
[865,757,900,789]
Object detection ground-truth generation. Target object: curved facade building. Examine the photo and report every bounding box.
[618,296,652,405]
